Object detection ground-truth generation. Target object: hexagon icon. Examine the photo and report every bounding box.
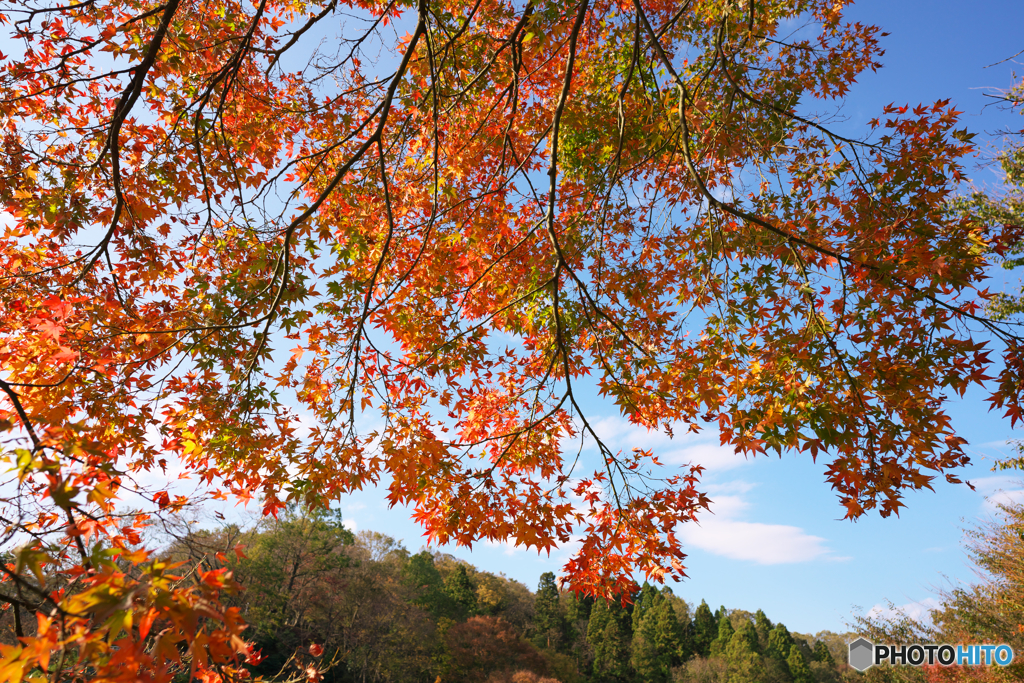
[848,637,875,671]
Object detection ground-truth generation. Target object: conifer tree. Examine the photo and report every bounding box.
[444,563,477,620]
[631,595,669,683]
[754,609,773,649]
[724,627,767,683]
[653,595,686,663]
[692,600,718,658]
[566,590,593,623]
[631,592,687,682]
[734,621,760,654]
[404,551,455,619]
[813,639,835,666]
[562,590,594,677]
[787,644,814,683]
[587,600,632,682]
[679,616,696,663]
[533,572,564,650]
[663,589,696,663]
[767,624,795,661]
[631,582,659,633]
[709,613,735,658]
[663,589,694,662]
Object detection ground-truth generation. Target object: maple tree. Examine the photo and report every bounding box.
[955,73,1024,323]
[0,0,1022,679]
[855,496,1024,683]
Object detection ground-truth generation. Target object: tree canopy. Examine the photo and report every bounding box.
[0,0,1022,680]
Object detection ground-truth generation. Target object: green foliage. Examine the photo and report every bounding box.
[724,625,767,683]
[218,506,353,676]
[405,550,458,620]
[786,645,813,683]
[692,600,719,658]
[812,639,835,666]
[733,622,761,655]
[631,591,687,683]
[754,610,773,649]
[146,516,869,683]
[766,624,795,661]
[587,600,632,682]
[708,613,735,659]
[632,582,659,633]
[533,572,565,651]
[445,563,478,620]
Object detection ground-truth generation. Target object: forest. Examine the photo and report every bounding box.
[0,505,868,683]
[1,0,1023,679]
[5,496,1021,683]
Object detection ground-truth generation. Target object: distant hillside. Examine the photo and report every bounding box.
[123,506,872,683]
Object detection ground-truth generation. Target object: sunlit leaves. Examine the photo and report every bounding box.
[0,0,1019,679]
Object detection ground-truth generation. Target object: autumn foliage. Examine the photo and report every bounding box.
[0,0,1021,679]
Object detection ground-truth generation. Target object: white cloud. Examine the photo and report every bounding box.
[664,442,750,472]
[970,476,1024,513]
[865,598,940,623]
[581,415,750,472]
[676,479,836,565]
[481,537,534,556]
[985,489,1024,512]
[572,417,835,565]
[343,518,357,532]
[679,518,830,565]
[705,494,751,518]
[704,480,757,495]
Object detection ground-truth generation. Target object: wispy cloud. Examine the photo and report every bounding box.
[971,475,1024,513]
[680,518,831,565]
[865,598,940,624]
[582,415,750,471]
[678,480,837,565]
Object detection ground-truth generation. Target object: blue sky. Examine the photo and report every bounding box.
[108,0,1024,636]
[1,0,1020,638]
[310,0,1024,635]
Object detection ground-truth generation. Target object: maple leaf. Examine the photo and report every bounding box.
[31,318,63,343]
[0,0,1019,675]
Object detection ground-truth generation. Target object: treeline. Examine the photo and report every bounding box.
[154,507,864,683]
[5,499,1020,683]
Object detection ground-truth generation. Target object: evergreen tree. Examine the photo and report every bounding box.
[813,639,835,666]
[787,644,813,683]
[631,596,669,683]
[754,609,773,649]
[403,550,455,619]
[663,589,694,662]
[631,582,658,633]
[444,563,477,619]
[587,600,632,682]
[562,590,594,676]
[708,612,735,658]
[724,627,767,683]
[631,592,686,683]
[532,571,563,650]
[692,600,718,658]
[679,617,695,663]
[565,590,593,623]
[766,624,795,661]
[734,621,760,654]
